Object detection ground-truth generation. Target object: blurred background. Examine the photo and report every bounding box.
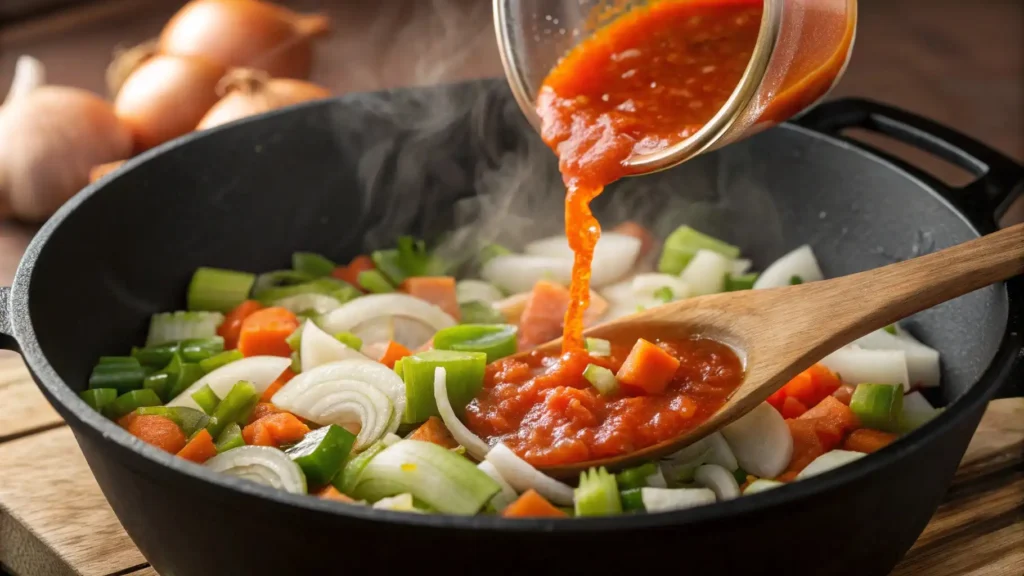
[1,0,1022,282]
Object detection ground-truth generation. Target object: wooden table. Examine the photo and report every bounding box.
[1,1,1022,574]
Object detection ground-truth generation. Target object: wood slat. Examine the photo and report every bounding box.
[0,354,63,441]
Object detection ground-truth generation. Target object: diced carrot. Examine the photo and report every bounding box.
[259,368,296,403]
[832,384,855,406]
[127,414,187,454]
[843,428,898,454]
[117,412,138,429]
[616,338,681,395]
[767,363,842,413]
[248,402,283,424]
[317,485,354,503]
[242,412,310,448]
[400,276,461,321]
[502,489,567,518]
[776,471,800,483]
[378,340,413,369]
[176,429,218,463]
[518,281,570,348]
[612,221,657,261]
[332,255,375,288]
[218,300,263,350]
[780,395,808,419]
[408,416,458,449]
[799,395,860,450]
[237,307,300,357]
[783,418,825,475]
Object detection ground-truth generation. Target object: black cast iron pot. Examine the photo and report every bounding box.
[1,80,1021,576]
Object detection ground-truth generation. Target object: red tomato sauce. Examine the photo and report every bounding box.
[466,339,744,466]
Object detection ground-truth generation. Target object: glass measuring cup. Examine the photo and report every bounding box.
[494,0,858,176]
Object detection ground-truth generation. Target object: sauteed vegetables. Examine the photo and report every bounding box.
[84,224,943,517]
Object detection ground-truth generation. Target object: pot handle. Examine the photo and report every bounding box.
[795,98,1023,231]
[0,286,18,352]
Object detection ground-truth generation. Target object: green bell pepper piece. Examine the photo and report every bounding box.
[292,252,336,278]
[136,406,210,438]
[89,358,146,394]
[432,324,517,363]
[191,384,221,415]
[620,488,645,512]
[104,389,162,420]
[199,349,244,373]
[286,425,356,486]
[79,388,118,412]
[167,362,206,401]
[333,439,389,494]
[615,462,659,490]
[206,381,259,438]
[179,337,225,363]
[458,301,506,324]
[400,349,487,423]
[215,422,245,453]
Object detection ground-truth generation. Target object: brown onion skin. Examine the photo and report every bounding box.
[159,0,331,80]
[114,54,225,152]
[196,74,331,130]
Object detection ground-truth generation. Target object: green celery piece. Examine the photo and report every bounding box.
[883,324,898,335]
[187,267,256,313]
[98,356,136,365]
[725,273,759,292]
[180,337,225,363]
[334,332,363,350]
[79,388,118,412]
[733,467,749,485]
[251,270,315,297]
[206,381,259,438]
[620,488,645,512]
[585,338,611,357]
[657,226,741,275]
[191,384,221,415]
[789,275,804,285]
[291,351,302,373]
[89,358,146,394]
[103,389,162,421]
[458,301,505,324]
[146,311,225,347]
[899,407,944,433]
[132,341,180,368]
[286,320,308,351]
[357,269,395,294]
[371,249,406,285]
[167,362,206,401]
[575,467,622,516]
[400,350,487,423]
[432,324,517,363]
[214,423,245,453]
[292,252,337,278]
[256,278,355,305]
[136,406,210,438]
[333,440,389,494]
[286,425,357,486]
[478,243,511,266]
[583,363,619,397]
[850,383,903,432]
[615,462,659,490]
[199,349,244,373]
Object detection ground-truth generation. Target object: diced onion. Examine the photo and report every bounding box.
[433,367,491,461]
[477,461,518,512]
[743,479,783,495]
[796,450,866,480]
[702,432,738,471]
[819,346,911,391]
[167,356,290,410]
[300,320,367,372]
[272,293,343,315]
[524,233,641,288]
[640,487,716,513]
[903,391,936,414]
[372,493,421,513]
[679,249,732,295]
[481,254,573,294]
[455,280,504,305]
[732,259,752,276]
[645,466,668,489]
[693,464,741,501]
[318,294,457,348]
[721,403,793,478]
[631,273,691,301]
[853,328,941,388]
[205,446,306,495]
[484,443,574,505]
[753,245,824,289]
[661,439,714,483]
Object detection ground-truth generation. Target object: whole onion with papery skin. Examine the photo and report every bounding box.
[196,69,330,131]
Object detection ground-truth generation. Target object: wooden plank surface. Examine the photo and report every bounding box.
[0,354,61,442]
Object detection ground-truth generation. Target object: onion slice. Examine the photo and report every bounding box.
[693,464,741,501]
[720,403,793,478]
[167,356,290,410]
[524,233,641,288]
[753,245,824,289]
[481,254,573,294]
[484,443,574,505]
[796,450,866,480]
[743,479,783,495]
[679,249,732,295]
[205,446,306,494]
[477,461,518,512]
[455,280,504,305]
[819,346,910,391]
[631,273,691,301]
[640,487,716,513]
[853,328,941,388]
[433,367,490,461]
[318,294,456,348]
[300,320,367,372]
[272,293,343,315]
[277,379,393,449]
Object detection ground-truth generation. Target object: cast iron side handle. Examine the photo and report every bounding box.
[797,98,1023,399]
[0,286,18,352]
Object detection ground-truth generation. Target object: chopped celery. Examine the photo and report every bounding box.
[291,351,302,373]
[191,384,220,415]
[132,342,180,368]
[334,332,363,351]
[479,243,512,266]
[357,269,395,294]
[205,381,259,439]
[199,349,244,373]
[255,277,355,305]
[574,467,622,517]
[145,312,225,347]
[459,301,506,324]
[789,275,804,285]
[187,268,256,313]
[899,407,944,433]
[286,322,305,351]
[180,337,225,362]
[89,358,145,394]
[658,226,740,275]
[136,406,210,438]
[98,356,136,365]
[373,236,447,285]
[653,286,674,303]
[371,249,406,285]
[883,324,898,335]
[286,425,357,486]
[725,273,759,292]
[214,423,245,453]
[615,462,660,490]
[432,324,517,363]
[620,488,645,512]
[400,350,487,423]
[79,388,118,412]
[334,440,389,494]
[251,270,314,297]
[292,252,336,278]
[585,338,611,357]
[583,364,619,397]
[103,389,162,420]
[850,383,904,432]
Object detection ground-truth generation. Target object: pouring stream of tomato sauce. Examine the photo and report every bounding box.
[466,0,855,466]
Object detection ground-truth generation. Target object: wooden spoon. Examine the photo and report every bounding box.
[525,223,1024,479]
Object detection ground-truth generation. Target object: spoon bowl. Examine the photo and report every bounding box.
[524,223,1024,480]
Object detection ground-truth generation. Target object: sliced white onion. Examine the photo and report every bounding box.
[743,479,783,495]
[661,440,713,483]
[693,464,741,501]
[704,432,739,471]
[205,446,306,494]
[372,493,421,513]
[903,391,936,414]
[477,461,518,512]
[796,450,866,480]
[679,249,731,295]
[732,258,752,276]
[640,487,716,513]
[753,245,824,289]
[524,233,641,288]
[167,356,290,410]
[721,403,793,478]
[455,280,504,305]
[483,443,574,505]
[300,320,367,372]
[645,466,668,488]
[481,254,573,294]
[631,273,691,301]
[344,316,437,350]
[381,432,403,446]
[318,294,456,348]
[272,293,343,315]
[433,367,490,461]
[285,378,393,448]
[819,346,910,391]
[601,279,635,304]
[853,328,941,388]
